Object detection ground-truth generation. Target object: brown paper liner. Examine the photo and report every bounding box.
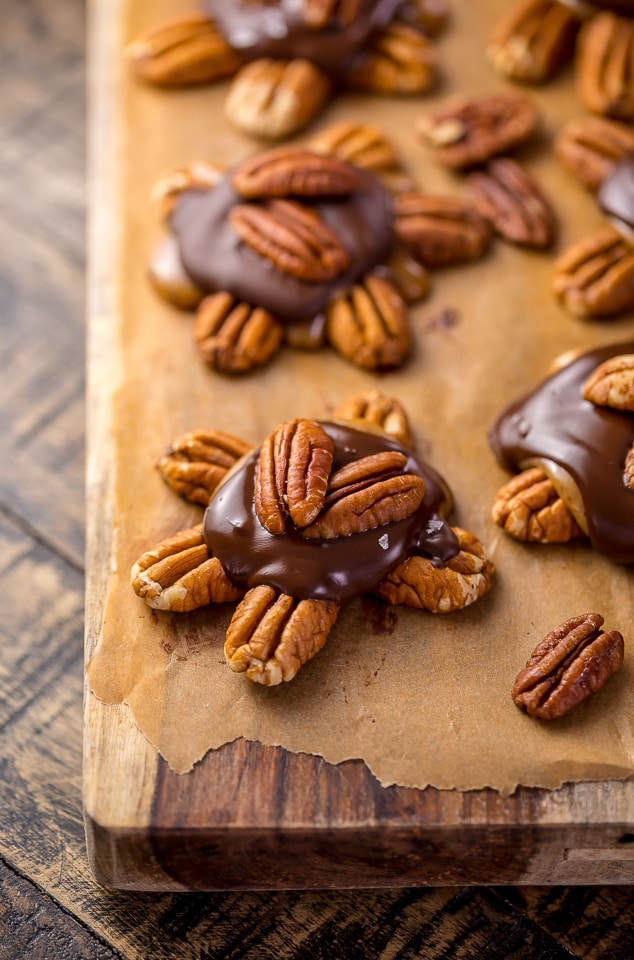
[87,0,634,792]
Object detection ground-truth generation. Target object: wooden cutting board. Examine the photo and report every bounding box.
[84,0,634,889]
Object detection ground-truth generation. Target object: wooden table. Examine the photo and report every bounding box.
[1,0,633,956]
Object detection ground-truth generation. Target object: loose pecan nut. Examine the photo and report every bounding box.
[332,390,413,449]
[224,585,340,685]
[301,452,425,539]
[303,0,363,29]
[419,92,540,169]
[254,419,334,534]
[575,12,634,121]
[552,224,634,318]
[582,353,634,410]
[125,15,243,86]
[151,160,225,221]
[232,147,361,200]
[307,120,401,174]
[486,0,580,82]
[492,466,586,543]
[512,613,625,719]
[157,429,253,505]
[372,526,494,612]
[464,157,555,249]
[394,192,491,267]
[344,21,437,95]
[555,115,634,193]
[131,525,243,611]
[229,199,350,282]
[194,292,284,374]
[224,58,331,140]
[325,273,411,370]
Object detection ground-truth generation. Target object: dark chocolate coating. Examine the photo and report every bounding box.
[204,0,405,74]
[587,1,634,15]
[170,166,394,323]
[203,421,458,602]
[598,157,634,235]
[489,342,634,564]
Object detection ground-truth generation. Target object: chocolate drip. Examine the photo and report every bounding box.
[489,342,634,563]
[203,421,458,602]
[171,167,394,322]
[204,0,405,74]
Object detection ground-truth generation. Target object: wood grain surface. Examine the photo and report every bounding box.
[1,0,634,956]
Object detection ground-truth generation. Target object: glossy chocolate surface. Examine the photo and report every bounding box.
[204,0,404,74]
[171,167,394,323]
[587,1,634,14]
[489,342,634,563]
[598,157,634,237]
[203,421,458,602]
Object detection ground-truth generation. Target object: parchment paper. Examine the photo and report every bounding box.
[87,0,634,793]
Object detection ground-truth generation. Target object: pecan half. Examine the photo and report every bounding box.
[486,0,580,82]
[332,390,413,449]
[419,93,540,169]
[303,0,363,29]
[307,121,401,173]
[232,147,360,200]
[512,613,625,720]
[126,15,243,86]
[131,525,243,611]
[224,58,331,140]
[394,192,491,267]
[582,353,634,410]
[224,585,340,685]
[151,160,224,222]
[229,199,350,282]
[344,22,438,95]
[193,292,283,374]
[575,12,634,121]
[325,273,411,370]
[492,467,585,543]
[372,527,494,612]
[157,429,253,506]
[555,115,634,193]
[464,158,555,249]
[254,419,334,534]
[552,224,634,318]
[301,452,425,539]
[148,235,206,311]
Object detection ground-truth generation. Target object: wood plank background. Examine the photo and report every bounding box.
[1,0,633,956]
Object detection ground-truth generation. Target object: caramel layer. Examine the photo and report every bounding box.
[598,157,634,237]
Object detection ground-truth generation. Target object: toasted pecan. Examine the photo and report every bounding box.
[372,526,494,612]
[131,525,243,611]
